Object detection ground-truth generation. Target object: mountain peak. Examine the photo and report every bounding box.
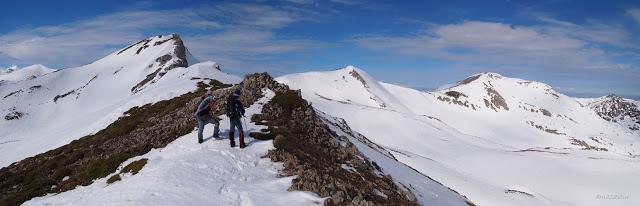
[0,64,56,82]
[587,94,640,130]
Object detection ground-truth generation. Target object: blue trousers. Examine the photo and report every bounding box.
[197,114,220,141]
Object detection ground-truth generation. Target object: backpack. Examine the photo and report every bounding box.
[195,95,214,116]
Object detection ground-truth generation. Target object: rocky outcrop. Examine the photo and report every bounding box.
[588,94,640,131]
[253,82,418,205]
[131,34,189,93]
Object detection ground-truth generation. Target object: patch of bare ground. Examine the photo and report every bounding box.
[3,90,23,99]
[485,87,509,111]
[514,148,569,155]
[526,121,566,135]
[438,96,476,110]
[445,90,467,99]
[53,75,98,102]
[348,69,368,88]
[106,158,148,184]
[570,138,608,151]
[458,74,480,85]
[505,189,534,197]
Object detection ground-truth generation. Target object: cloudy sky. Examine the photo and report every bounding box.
[1,0,639,99]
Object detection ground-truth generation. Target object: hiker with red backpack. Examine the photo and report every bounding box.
[195,90,221,144]
[226,89,246,148]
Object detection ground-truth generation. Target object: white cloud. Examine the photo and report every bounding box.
[353,20,635,75]
[329,0,362,5]
[627,8,640,25]
[0,3,319,70]
[189,20,221,29]
[534,15,636,48]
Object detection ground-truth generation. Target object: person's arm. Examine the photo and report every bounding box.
[237,100,245,116]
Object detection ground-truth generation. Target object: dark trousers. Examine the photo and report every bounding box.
[229,117,243,136]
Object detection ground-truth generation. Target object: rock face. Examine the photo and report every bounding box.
[587,94,640,130]
[130,34,190,93]
[253,82,418,205]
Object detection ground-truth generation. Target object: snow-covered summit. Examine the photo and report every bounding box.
[280,65,407,111]
[0,64,56,82]
[582,94,640,130]
[0,34,240,167]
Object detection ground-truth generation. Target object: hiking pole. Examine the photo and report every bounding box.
[242,115,247,132]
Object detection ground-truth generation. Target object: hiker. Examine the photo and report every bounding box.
[226,89,246,148]
[195,90,220,144]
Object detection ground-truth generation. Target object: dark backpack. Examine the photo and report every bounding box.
[226,95,243,118]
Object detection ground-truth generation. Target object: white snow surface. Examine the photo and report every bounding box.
[277,66,640,206]
[0,34,242,167]
[0,64,56,82]
[25,89,325,206]
[319,112,470,206]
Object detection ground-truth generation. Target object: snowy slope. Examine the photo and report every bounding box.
[0,34,242,167]
[319,111,471,206]
[278,66,640,206]
[25,89,325,206]
[0,64,55,82]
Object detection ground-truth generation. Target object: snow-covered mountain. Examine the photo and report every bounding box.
[581,94,640,131]
[3,33,638,206]
[0,34,241,167]
[277,66,640,206]
[2,35,472,206]
[0,64,56,82]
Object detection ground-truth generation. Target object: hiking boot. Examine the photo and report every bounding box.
[198,138,203,144]
[239,132,246,149]
[229,132,236,147]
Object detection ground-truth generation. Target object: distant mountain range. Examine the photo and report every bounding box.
[1,34,638,206]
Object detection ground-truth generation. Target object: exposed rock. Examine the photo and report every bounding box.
[540,108,552,117]
[256,85,418,205]
[445,90,467,99]
[4,107,24,121]
[459,74,481,85]
[570,138,608,151]
[3,90,23,99]
[587,94,640,131]
[485,87,509,111]
[131,34,189,93]
[349,70,368,88]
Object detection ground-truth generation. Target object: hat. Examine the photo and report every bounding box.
[206,90,213,96]
[233,89,241,96]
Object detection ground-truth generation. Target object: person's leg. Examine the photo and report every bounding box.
[232,118,246,148]
[229,117,236,147]
[197,116,205,143]
[208,115,220,138]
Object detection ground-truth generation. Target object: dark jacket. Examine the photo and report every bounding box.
[226,95,244,118]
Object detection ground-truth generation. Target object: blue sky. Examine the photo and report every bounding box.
[1,0,639,99]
